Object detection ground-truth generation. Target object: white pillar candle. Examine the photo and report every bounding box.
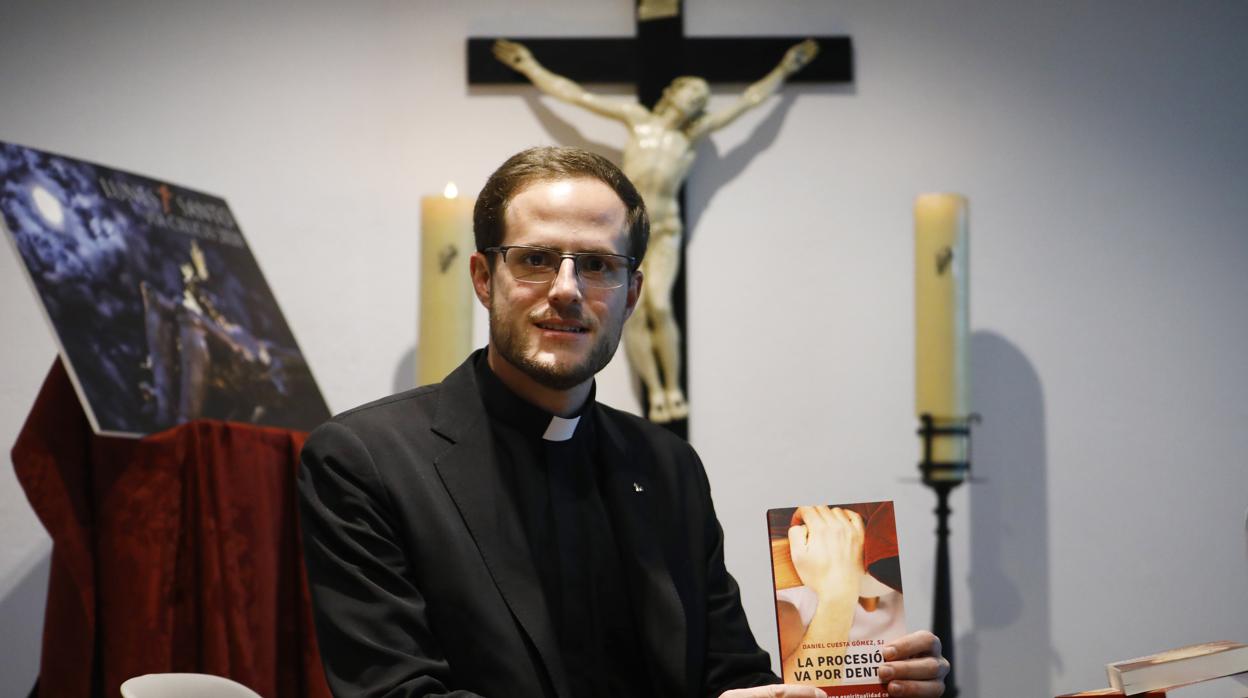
[418,183,476,386]
[915,193,970,467]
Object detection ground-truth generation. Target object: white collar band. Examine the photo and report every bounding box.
[542,415,580,442]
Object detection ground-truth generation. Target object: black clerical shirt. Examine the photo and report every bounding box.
[474,353,652,697]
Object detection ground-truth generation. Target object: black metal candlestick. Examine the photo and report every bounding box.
[917,413,978,698]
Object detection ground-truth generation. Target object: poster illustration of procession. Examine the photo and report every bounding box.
[1,141,330,437]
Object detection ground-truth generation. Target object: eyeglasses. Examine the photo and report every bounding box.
[485,245,635,289]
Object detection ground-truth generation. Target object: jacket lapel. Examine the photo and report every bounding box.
[430,359,573,698]
[596,408,689,696]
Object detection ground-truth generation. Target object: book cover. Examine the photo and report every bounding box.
[768,501,906,697]
[1108,641,1248,695]
[1,141,330,437]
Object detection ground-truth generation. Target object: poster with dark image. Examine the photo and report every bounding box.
[1,141,330,437]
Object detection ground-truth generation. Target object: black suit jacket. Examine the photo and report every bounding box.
[298,353,777,697]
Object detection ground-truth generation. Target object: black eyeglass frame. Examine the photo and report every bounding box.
[483,245,638,289]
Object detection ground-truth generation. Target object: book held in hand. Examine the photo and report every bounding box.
[767,501,906,697]
[1107,641,1248,695]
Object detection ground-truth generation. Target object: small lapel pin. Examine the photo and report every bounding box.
[633,482,644,493]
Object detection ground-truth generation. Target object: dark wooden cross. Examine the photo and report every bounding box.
[467,1,854,440]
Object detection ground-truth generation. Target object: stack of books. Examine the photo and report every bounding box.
[1108,641,1248,696]
[1056,641,1248,697]
[1056,690,1167,697]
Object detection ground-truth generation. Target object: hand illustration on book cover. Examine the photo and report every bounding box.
[768,502,906,696]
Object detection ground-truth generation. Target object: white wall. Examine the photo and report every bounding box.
[2,2,1245,695]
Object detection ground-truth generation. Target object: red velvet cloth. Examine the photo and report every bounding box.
[12,360,331,698]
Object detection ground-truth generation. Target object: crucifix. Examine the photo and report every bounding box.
[468,1,854,438]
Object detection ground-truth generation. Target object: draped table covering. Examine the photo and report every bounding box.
[12,359,331,697]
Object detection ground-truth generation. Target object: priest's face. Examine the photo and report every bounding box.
[471,177,641,393]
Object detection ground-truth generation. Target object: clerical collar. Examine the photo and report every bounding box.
[474,349,593,442]
[542,415,580,442]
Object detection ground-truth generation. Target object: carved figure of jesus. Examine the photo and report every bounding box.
[494,38,819,423]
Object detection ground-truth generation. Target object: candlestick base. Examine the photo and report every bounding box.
[916,412,980,698]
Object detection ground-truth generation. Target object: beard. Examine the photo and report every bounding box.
[489,304,623,391]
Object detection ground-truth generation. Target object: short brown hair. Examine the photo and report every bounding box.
[474,146,649,264]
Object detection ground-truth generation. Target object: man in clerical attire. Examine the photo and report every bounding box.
[297,147,949,697]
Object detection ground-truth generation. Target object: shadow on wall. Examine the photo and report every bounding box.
[521,94,622,164]
[958,330,1055,697]
[394,344,417,394]
[683,91,797,242]
[0,550,50,697]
